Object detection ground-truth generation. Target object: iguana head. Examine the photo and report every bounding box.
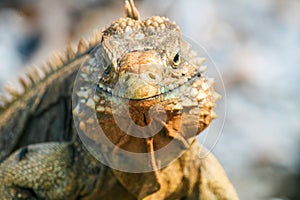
[98,16,194,101]
[73,0,220,171]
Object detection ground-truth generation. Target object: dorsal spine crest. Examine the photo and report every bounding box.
[125,0,140,20]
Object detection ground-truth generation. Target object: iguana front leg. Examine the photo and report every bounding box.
[196,148,240,200]
[0,142,105,200]
[112,142,239,200]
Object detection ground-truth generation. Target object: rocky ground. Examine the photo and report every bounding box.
[0,0,299,199]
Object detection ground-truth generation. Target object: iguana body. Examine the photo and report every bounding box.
[0,1,239,199]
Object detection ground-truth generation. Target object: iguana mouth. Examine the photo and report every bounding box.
[97,71,202,101]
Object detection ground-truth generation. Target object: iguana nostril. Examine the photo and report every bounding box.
[148,73,156,80]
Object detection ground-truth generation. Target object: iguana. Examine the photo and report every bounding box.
[0,0,239,199]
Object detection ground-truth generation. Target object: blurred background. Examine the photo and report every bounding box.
[0,0,299,199]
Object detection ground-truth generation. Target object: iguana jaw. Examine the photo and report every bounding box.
[97,49,202,102]
[97,71,201,102]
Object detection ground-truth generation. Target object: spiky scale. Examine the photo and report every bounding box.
[214,92,222,101]
[40,63,50,75]
[0,96,6,109]
[94,30,102,44]
[196,57,206,66]
[207,78,215,86]
[89,30,102,47]
[77,38,88,55]
[25,71,36,85]
[53,52,64,67]
[125,0,140,20]
[88,36,96,48]
[5,85,20,97]
[18,77,29,90]
[197,92,207,101]
[29,67,40,82]
[66,44,76,60]
[211,111,218,120]
[199,65,207,73]
[46,60,58,71]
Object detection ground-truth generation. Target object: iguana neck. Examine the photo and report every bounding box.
[0,38,100,161]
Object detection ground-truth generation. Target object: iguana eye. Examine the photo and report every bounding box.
[172,52,181,68]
